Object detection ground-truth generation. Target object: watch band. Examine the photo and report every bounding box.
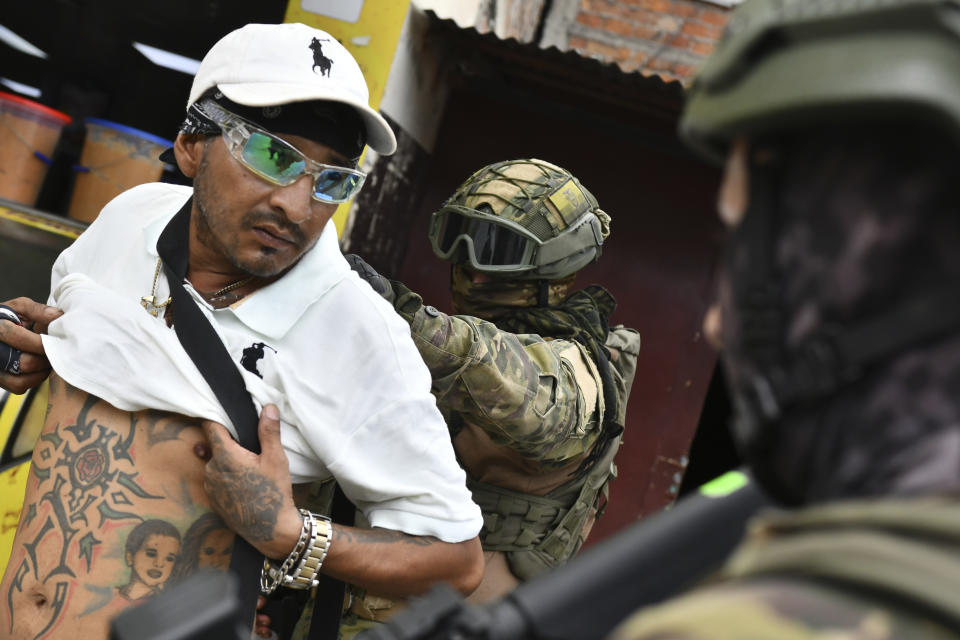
[261,510,333,593]
[287,513,332,589]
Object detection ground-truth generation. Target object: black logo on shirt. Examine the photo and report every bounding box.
[241,342,276,379]
[309,38,333,77]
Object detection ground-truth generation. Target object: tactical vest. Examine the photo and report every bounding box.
[393,278,639,583]
[722,498,960,630]
[458,324,634,581]
[466,428,622,580]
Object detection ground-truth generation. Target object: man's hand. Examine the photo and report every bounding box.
[0,298,62,394]
[200,405,303,561]
[345,253,395,303]
[254,595,275,639]
[203,405,485,598]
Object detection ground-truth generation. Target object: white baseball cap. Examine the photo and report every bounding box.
[188,23,397,155]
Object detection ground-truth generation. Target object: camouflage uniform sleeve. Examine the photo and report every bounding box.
[606,578,959,640]
[390,280,604,464]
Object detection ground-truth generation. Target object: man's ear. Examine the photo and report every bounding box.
[173,133,207,179]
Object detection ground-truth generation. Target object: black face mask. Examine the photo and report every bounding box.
[719,126,960,505]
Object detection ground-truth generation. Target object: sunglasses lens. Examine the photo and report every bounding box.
[437,212,531,266]
[241,131,306,183]
[231,125,364,204]
[313,169,364,203]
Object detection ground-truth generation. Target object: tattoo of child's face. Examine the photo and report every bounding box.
[118,520,181,600]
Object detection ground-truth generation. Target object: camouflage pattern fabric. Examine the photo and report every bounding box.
[449,264,577,319]
[442,159,610,242]
[451,266,618,398]
[391,273,638,586]
[609,577,959,640]
[391,275,639,465]
[289,274,640,637]
[609,498,960,640]
[431,159,611,280]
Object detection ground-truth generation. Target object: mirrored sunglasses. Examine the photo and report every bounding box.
[200,101,366,204]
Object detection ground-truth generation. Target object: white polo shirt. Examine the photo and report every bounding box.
[42,182,482,543]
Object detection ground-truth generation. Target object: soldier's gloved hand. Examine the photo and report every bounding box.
[346,253,396,304]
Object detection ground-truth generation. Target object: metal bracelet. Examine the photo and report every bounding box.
[282,512,332,590]
[260,509,312,595]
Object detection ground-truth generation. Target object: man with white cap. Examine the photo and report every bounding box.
[0,23,483,639]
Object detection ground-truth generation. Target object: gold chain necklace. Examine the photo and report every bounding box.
[212,277,252,296]
[141,259,172,317]
[141,258,254,317]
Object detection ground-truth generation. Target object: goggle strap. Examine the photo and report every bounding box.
[537,215,603,265]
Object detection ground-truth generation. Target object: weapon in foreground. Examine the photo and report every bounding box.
[361,471,771,640]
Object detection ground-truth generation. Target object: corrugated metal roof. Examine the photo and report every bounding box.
[424,10,687,121]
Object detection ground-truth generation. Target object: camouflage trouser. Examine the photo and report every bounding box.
[289,588,386,640]
[288,606,380,640]
[338,617,381,640]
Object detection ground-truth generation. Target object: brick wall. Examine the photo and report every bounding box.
[423,0,731,83]
[555,0,730,83]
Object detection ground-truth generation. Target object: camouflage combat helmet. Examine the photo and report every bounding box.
[428,159,611,280]
[680,0,960,163]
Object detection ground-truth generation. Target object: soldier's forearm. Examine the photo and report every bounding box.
[321,527,484,597]
[391,281,482,379]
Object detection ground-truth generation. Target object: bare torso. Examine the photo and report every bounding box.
[0,373,232,639]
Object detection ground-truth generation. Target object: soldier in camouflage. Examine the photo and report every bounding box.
[344,158,640,630]
[610,0,960,638]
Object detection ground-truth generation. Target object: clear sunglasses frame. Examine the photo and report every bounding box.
[196,100,366,205]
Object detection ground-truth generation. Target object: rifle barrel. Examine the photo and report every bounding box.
[503,472,771,639]
[360,471,772,640]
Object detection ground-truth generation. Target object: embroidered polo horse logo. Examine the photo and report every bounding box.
[241,342,277,379]
[309,37,333,77]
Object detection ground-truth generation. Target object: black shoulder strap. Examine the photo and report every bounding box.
[156,199,351,639]
[156,199,264,631]
[157,201,262,452]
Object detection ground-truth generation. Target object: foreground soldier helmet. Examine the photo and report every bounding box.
[681,0,960,504]
[427,159,611,280]
[681,0,960,161]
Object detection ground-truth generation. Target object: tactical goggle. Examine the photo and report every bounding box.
[197,100,366,204]
[429,206,604,273]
